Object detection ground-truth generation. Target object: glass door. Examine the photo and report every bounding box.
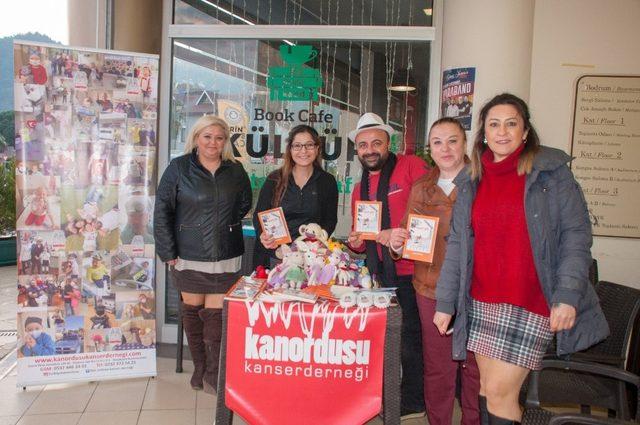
[157,0,441,340]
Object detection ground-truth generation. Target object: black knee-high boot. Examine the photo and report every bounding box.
[479,395,489,425]
[181,303,205,390]
[199,308,223,395]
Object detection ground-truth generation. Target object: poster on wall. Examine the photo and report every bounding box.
[441,67,475,130]
[570,75,640,238]
[13,41,158,386]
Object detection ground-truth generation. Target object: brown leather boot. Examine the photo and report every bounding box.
[181,303,205,390]
[198,308,223,395]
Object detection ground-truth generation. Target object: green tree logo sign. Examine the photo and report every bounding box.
[267,44,322,101]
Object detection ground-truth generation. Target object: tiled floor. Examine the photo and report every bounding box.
[0,266,16,332]
[0,356,438,425]
[0,357,226,425]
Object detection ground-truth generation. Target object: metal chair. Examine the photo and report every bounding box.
[526,281,640,420]
[522,359,640,425]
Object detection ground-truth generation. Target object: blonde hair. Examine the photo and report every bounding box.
[183,115,236,162]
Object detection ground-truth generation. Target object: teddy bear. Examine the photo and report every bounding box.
[293,223,330,253]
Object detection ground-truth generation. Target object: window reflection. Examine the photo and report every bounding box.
[170,38,429,238]
[174,0,433,26]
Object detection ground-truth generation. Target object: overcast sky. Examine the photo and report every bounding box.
[0,0,69,43]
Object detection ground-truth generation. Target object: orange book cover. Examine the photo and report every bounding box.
[257,207,292,245]
[402,214,439,262]
[354,200,382,241]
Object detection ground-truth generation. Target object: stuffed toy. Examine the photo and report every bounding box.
[359,266,372,289]
[334,254,355,287]
[254,265,269,279]
[314,248,341,285]
[303,248,326,286]
[267,245,306,289]
[294,223,329,252]
[327,239,343,252]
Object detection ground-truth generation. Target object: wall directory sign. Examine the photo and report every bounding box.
[13,41,159,386]
[571,75,640,238]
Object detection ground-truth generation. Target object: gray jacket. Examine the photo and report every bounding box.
[435,146,609,360]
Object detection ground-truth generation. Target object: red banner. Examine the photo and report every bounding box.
[225,301,387,425]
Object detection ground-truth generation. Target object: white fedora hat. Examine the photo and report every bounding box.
[348,112,395,142]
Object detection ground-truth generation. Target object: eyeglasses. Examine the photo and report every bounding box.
[291,143,318,152]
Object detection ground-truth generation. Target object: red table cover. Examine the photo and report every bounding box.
[225,301,387,425]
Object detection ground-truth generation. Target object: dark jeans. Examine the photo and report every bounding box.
[387,275,426,413]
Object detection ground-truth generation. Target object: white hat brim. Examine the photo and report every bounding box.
[348,124,395,142]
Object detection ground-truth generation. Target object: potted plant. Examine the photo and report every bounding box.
[0,158,16,266]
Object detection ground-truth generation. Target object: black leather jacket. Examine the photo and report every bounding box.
[154,151,252,263]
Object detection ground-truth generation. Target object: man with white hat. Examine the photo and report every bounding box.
[347,112,429,419]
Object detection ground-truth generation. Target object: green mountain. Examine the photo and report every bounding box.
[0,32,60,111]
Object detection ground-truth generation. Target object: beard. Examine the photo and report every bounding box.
[358,152,388,171]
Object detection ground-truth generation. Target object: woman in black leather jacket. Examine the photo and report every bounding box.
[154,115,251,394]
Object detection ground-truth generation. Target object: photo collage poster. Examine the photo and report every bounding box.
[13,41,158,386]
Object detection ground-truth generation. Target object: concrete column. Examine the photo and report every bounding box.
[113,0,163,55]
[68,0,108,49]
[440,0,535,137]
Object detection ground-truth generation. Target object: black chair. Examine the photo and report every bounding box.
[588,259,599,289]
[527,281,640,420]
[522,359,640,425]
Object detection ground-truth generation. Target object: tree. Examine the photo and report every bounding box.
[0,158,15,235]
[0,110,14,147]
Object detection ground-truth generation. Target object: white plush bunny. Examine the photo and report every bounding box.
[304,248,327,286]
[267,244,307,289]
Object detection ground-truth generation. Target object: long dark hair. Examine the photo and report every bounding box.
[271,125,322,207]
[470,93,541,180]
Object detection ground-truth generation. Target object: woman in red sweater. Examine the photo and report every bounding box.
[433,93,608,424]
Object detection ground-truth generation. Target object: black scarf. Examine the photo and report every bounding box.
[360,152,398,286]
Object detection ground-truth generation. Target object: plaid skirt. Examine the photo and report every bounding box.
[467,299,552,370]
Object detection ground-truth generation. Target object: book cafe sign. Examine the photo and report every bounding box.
[224,44,359,162]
